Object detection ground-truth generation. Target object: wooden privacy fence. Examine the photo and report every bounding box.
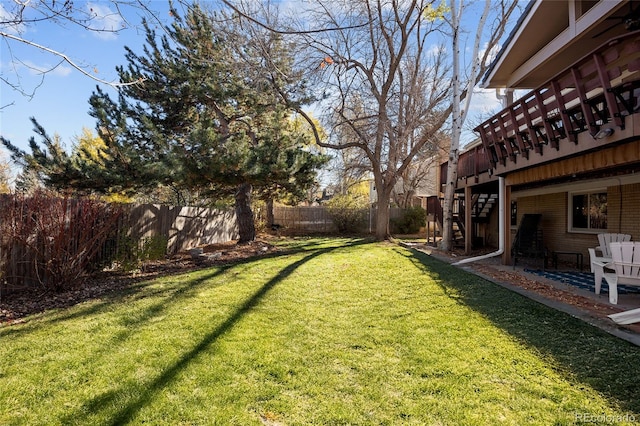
[0,195,238,295]
[0,195,415,295]
[272,206,406,234]
[125,204,238,254]
[272,206,339,234]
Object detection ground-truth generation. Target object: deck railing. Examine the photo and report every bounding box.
[474,30,640,170]
[442,30,640,186]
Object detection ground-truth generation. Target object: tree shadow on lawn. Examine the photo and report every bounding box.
[1,237,368,338]
[61,238,369,425]
[0,264,236,340]
[400,247,640,415]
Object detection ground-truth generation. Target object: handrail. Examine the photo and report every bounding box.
[441,31,640,186]
[474,30,640,170]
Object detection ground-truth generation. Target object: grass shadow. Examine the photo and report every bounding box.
[62,238,370,425]
[0,237,371,337]
[400,246,640,415]
[0,265,234,340]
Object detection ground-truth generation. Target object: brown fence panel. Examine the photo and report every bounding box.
[0,194,123,295]
[124,204,238,254]
[1,198,411,296]
[273,206,338,234]
[272,206,406,235]
[0,197,239,296]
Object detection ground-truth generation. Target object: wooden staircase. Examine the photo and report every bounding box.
[471,193,497,222]
[426,193,498,246]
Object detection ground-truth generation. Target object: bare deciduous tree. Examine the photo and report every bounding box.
[439,0,518,250]
[395,134,449,208]
[0,0,187,108]
[226,0,517,241]
[294,0,453,240]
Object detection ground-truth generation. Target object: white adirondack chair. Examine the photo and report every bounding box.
[602,242,640,304]
[588,233,631,273]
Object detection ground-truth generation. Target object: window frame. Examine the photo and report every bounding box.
[567,189,608,234]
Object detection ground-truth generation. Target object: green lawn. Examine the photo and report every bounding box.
[1,237,639,425]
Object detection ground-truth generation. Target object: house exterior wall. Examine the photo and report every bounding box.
[454,0,640,262]
[515,192,584,255]
[512,182,640,261]
[612,183,640,239]
[484,206,499,249]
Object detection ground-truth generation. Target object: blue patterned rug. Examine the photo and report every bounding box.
[523,269,640,294]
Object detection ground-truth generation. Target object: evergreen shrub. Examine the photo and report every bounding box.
[391,206,426,234]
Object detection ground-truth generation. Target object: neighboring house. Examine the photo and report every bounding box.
[435,0,640,265]
[369,155,440,208]
[397,155,440,209]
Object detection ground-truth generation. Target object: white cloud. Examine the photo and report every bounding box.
[0,3,26,35]
[50,64,73,77]
[86,3,124,40]
[480,41,502,67]
[469,88,501,113]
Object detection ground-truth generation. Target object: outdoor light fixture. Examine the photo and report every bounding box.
[594,128,615,139]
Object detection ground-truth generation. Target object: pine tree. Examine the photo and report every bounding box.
[1,119,78,193]
[2,5,328,243]
[90,5,328,242]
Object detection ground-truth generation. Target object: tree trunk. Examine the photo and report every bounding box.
[442,0,463,252]
[441,156,459,251]
[441,0,492,251]
[235,183,255,243]
[265,197,275,227]
[374,183,393,240]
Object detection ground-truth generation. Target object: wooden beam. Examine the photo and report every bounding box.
[508,106,529,158]
[534,89,559,150]
[502,184,512,266]
[571,67,599,136]
[465,186,472,254]
[551,80,578,143]
[505,138,640,186]
[520,98,544,154]
[593,52,625,129]
[497,114,516,162]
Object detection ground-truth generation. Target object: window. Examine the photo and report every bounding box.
[569,191,607,232]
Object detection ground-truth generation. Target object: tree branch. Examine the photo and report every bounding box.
[219,0,374,35]
[1,31,146,88]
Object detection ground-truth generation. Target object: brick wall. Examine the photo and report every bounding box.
[610,183,640,238]
[514,182,640,260]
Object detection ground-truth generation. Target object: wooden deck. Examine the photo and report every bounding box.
[443,30,640,190]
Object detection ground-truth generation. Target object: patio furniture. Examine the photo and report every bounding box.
[512,214,545,270]
[609,307,640,325]
[551,250,583,271]
[602,242,640,304]
[592,258,610,296]
[588,233,631,273]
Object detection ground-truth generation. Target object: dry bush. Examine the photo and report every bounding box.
[0,190,123,293]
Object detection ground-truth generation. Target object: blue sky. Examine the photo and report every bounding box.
[1,1,176,154]
[1,1,510,160]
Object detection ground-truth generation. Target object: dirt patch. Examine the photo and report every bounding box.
[0,238,280,326]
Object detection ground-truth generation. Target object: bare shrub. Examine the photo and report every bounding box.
[325,194,368,234]
[0,190,123,293]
